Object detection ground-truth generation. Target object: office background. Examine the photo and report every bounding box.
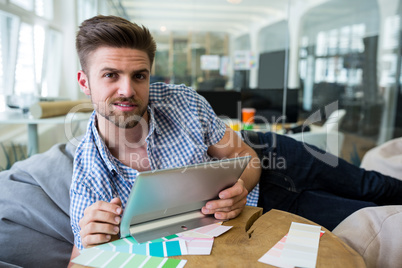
[0,0,401,166]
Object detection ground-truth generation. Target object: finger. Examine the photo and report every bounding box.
[218,179,245,199]
[206,183,248,210]
[82,233,113,248]
[203,194,247,214]
[84,200,122,216]
[79,209,121,228]
[207,193,247,210]
[110,197,122,207]
[80,222,120,239]
[214,207,243,220]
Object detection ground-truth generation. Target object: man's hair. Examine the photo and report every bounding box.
[76,15,156,73]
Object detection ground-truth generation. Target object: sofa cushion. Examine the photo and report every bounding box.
[360,137,402,180]
[333,205,402,268]
[0,142,76,268]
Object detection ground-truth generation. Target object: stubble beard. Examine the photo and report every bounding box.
[94,97,148,129]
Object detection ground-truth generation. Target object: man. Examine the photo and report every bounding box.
[70,15,402,261]
[69,15,261,258]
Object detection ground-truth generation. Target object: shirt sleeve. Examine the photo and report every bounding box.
[180,85,227,146]
[69,181,97,250]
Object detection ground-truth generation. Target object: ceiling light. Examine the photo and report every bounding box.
[227,0,242,4]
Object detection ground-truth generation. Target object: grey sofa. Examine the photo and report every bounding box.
[332,137,402,268]
[0,142,76,267]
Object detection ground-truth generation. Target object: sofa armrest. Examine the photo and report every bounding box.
[333,205,402,268]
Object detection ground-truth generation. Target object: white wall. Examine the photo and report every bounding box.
[54,0,82,100]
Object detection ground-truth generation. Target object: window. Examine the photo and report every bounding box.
[339,26,350,54]
[380,15,400,86]
[35,0,53,19]
[0,11,19,96]
[41,29,62,97]
[306,23,366,85]
[10,0,34,11]
[14,22,36,96]
[34,25,45,88]
[77,0,98,24]
[10,0,53,18]
[316,32,327,57]
[0,0,61,112]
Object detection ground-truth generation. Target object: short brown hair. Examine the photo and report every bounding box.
[76,15,156,72]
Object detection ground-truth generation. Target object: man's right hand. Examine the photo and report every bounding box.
[79,197,122,248]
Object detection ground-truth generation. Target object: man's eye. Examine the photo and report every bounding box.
[105,73,116,78]
[135,74,145,79]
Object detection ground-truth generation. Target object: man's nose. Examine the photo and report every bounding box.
[117,77,135,97]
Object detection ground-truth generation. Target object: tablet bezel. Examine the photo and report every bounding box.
[120,156,251,242]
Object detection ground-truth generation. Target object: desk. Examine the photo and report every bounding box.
[251,122,304,134]
[171,207,365,267]
[71,207,364,267]
[0,111,91,156]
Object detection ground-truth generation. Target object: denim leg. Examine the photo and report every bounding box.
[254,131,402,204]
[295,190,376,230]
[241,130,402,228]
[258,167,377,230]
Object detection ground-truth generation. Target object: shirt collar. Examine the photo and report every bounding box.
[91,113,122,175]
[146,105,158,140]
[91,107,158,174]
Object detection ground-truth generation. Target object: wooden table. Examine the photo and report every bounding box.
[72,206,365,267]
[170,206,365,267]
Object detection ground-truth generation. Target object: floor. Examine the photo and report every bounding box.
[339,132,377,166]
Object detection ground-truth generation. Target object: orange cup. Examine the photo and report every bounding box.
[242,108,256,124]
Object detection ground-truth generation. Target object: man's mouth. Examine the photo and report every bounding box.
[112,101,137,111]
[114,103,134,107]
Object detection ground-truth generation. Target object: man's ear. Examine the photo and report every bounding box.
[77,70,90,96]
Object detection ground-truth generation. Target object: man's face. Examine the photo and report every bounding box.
[78,47,151,128]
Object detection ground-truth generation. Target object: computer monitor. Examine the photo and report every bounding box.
[241,88,299,123]
[196,89,299,123]
[258,51,287,89]
[197,90,241,119]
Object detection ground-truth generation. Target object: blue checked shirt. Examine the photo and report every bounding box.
[70,83,259,249]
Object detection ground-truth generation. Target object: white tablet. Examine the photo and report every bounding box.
[120,156,251,243]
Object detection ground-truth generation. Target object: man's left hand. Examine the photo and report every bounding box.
[201,179,248,220]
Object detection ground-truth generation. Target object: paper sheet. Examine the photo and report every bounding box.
[281,222,321,268]
[190,223,232,237]
[170,236,215,255]
[95,236,187,257]
[174,222,232,255]
[73,222,233,267]
[259,222,324,268]
[72,247,187,268]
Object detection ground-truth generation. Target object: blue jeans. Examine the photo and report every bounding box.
[241,131,402,230]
